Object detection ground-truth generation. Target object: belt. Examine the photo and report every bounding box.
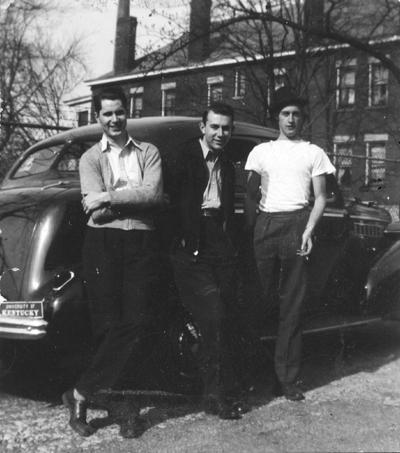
[259,207,308,217]
[201,208,222,217]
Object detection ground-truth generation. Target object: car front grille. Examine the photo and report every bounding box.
[352,221,385,239]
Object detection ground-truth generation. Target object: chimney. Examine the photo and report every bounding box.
[113,0,137,74]
[304,0,324,31]
[188,0,212,62]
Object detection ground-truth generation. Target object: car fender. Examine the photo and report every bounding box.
[365,240,400,318]
[45,270,90,350]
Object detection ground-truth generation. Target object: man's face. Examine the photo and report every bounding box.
[96,99,127,139]
[278,105,303,140]
[200,111,233,152]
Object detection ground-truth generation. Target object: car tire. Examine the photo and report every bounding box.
[167,313,201,380]
[149,311,201,395]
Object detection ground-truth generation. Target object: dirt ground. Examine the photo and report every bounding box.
[1,321,400,452]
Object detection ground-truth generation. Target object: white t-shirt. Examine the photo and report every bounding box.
[245,140,335,213]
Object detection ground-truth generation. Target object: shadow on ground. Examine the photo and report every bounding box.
[1,320,400,435]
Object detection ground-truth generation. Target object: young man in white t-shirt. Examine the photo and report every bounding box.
[245,87,335,401]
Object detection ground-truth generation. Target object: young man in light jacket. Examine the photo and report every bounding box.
[62,86,163,438]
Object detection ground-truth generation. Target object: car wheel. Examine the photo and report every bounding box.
[154,312,201,394]
[170,315,201,379]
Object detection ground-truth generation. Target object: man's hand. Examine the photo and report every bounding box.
[298,227,313,256]
[298,174,327,257]
[82,192,110,214]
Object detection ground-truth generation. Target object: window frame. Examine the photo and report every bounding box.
[333,135,355,188]
[368,58,389,107]
[364,134,388,188]
[129,86,144,118]
[233,70,246,99]
[77,110,89,126]
[207,75,224,105]
[161,82,177,116]
[336,59,357,110]
[267,68,288,115]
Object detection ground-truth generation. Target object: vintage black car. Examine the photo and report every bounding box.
[0,116,393,386]
[364,222,400,321]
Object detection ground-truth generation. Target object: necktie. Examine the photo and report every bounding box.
[206,150,215,162]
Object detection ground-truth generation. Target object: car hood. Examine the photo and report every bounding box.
[345,200,392,224]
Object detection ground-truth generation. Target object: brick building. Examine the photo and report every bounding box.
[73,0,400,217]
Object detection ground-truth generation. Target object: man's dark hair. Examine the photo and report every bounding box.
[270,86,307,117]
[93,86,128,114]
[202,102,234,124]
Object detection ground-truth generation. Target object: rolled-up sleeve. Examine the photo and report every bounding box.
[245,145,263,174]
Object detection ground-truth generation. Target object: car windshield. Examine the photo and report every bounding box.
[12,141,96,179]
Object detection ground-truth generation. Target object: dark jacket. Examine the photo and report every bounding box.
[166,137,235,254]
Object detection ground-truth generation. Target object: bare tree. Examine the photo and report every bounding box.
[211,0,400,81]
[202,0,400,200]
[0,0,86,176]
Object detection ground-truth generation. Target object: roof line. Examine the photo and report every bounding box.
[63,94,92,105]
[87,35,400,87]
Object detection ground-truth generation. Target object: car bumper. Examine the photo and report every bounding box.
[0,316,48,340]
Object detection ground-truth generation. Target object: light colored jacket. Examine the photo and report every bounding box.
[79,138,163,230]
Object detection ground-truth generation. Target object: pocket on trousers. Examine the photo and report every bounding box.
[253,215,266,246]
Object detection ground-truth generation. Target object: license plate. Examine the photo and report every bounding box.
[0,301,43,318]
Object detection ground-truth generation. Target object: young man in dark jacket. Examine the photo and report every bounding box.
[168,102,248,420]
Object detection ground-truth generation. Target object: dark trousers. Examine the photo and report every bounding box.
[254,209,309,385]
[171,217,241,399]
[76,227,160,397]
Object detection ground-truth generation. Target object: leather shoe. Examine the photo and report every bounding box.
[203,396,242,420]
[282,383,305,401]
[88,392,144,438]
[62,390,96,437]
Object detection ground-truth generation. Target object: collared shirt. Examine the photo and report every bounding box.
[101,134,141,191]
[81,134,161,231]
[199,138,222,210]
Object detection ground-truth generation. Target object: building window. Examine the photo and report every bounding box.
[207,75,224,105]
[274,68,287,90]
[333,136,354,187]
[77,110,89,126]
[366,143,386,188]
[267,68,287,114]
[163,90,176,116]
[336,59,356,109]
[161,82,176,116]
[129,87,144,118]
[210,85,223,103]
[364,134,388,189]
[130,95,143,118]
[233,70,246,99]
[368,58,388,107]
